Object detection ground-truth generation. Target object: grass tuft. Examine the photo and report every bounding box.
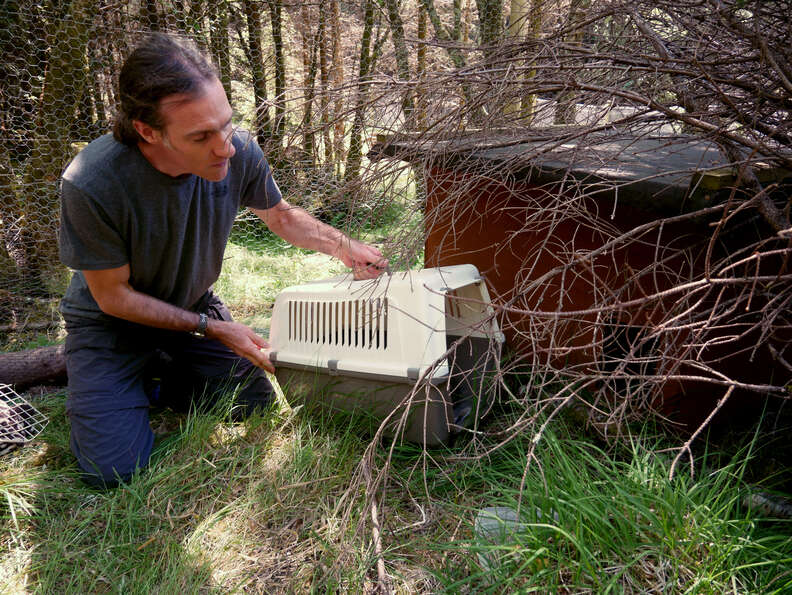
[406,423,792,594]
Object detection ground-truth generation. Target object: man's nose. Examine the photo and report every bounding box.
[214,133,236,158]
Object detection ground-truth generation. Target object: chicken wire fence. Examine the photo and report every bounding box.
[0,0,413,322]
[1,0,791,464]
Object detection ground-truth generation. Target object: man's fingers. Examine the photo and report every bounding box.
[249,332,271,350]
[243,336,275,373]
[258,348,275,374]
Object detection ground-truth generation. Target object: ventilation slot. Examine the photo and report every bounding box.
[286,299,389,350]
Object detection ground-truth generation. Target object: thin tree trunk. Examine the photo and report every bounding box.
[506,0,542,121]
[75,51,94,139]
[0,148,20,285]
[554,0,588,125]
[416,0,427,130]
[243,0,271,146]
[413,1,428,205]
[383,0,414,118]
[462,0,472,44]
[419,0,466,69]
[319,8,333,167]
[90,48,107,126]
[267,0,286,150]
[419,0,482,121]
[474,0,503,49]
[210,1,232,102]
[298,5,319,164]
[344,0,377,184]
[330,0,345,173]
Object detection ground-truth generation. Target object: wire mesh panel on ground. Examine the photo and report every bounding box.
[0,383,48,456]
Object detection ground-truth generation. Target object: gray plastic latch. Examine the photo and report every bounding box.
[407,367,420,381]
[328,360,339,376]
[269,351,278,363]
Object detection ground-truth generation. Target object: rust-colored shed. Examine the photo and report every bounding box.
[370,130,791,430]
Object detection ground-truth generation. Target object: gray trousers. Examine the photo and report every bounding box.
[64,292,273,488]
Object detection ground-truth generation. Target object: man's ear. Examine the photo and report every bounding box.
[132,120,162,145]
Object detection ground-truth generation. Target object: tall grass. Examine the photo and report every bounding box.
[0,391,379,593]
[406,422,792,594]
[2,392,791,592]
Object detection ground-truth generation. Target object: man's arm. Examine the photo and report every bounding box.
[251,198,386,280]
[82,265,274,372]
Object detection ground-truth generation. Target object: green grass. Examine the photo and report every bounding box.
[0,391,376,593]
[2,390,791,592]
[398,423,792,594]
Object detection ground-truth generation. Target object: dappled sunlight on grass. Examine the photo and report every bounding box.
[215,242,347,332]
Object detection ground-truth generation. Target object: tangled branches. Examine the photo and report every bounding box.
[336,0,792,530]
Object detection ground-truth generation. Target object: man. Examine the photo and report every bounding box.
[59,33,385,487]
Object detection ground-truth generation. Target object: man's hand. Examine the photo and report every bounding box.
[206,319,275,373]
[335,238,388,280]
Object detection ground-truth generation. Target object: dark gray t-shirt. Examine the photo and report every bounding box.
[59,131,281,324]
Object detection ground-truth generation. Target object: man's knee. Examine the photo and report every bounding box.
[68,406,154,488]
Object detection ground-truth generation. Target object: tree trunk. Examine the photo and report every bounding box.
[330,0,345,172]
[20,0,93,297]
[420,0,483,121]
[90,55,107,126]
[297,4,319,165]
[383,0,414,118]
[416,0,427,130]
[0,147,21,285]
[412,0,428,206]
[75,51,95,140]
[319,8,333,167]
[210,1,233,102]
[506,0,542,121]
[243,0,271,146]
[554,0,588,125]
[474,0,503,49]
[419,0,467,69]
[267,0,286,150]
[344,0,377,184]
[0,344,67,390]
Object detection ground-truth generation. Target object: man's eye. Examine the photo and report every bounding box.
[194,134,208,143]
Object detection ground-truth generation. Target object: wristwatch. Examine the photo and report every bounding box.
[193,312,208,337]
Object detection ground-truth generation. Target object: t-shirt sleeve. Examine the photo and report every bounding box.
[236,135,283,210]
[59,178,129,270]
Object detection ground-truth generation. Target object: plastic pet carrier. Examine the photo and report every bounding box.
[269,264,504,445]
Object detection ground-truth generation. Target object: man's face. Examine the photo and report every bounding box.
[148,77,237,182]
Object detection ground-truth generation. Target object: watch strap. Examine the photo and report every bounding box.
[194,312,208,337]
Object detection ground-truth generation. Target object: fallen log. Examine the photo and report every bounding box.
[0,344,67,390]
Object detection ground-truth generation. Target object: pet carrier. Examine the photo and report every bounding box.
[269,264,504,445]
